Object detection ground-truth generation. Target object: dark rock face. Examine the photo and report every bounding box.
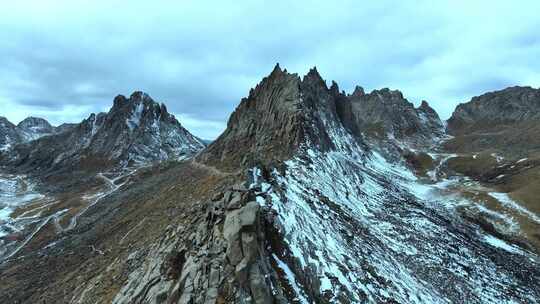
[200,65,443,170]
[199,64,305,170]
[55,123,78,134]
[0,117,22,151]
[347,88,444,141]
[5,92,204,174]
[447,86,540,135]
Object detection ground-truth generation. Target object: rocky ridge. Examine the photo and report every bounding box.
[448,86,540,135]
[445,86,540,155]
[197,66,540,303]
[113,183,283,304]
[347,87,444,142]
[201,64,443,171]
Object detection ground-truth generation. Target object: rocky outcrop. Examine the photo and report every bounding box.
[199,65,357,171]
[445,86,540,154]
[447,86,540,135]
[0,117,22,151]
[198,64,306,171]
[346,88,444,143]
[200,65,443,171]
[113,184,284,304]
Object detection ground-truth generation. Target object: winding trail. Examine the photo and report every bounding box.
[64,170,140,232]
[2,209,68,262]
[1,166,148,262]
[189,159,239,177]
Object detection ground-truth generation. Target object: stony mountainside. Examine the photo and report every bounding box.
[448,86,540,134]
[117,67,539,303]
[0,66,539,304]
[200,64,443,171]
[446,86,540,155]
[16,117,56,141]
[3,91,205,176]
[346,86,444,142]
[0,117,22,151]
[443,86,540,243]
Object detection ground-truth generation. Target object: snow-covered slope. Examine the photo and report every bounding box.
[254,127,539,303]
[200,65,540,303]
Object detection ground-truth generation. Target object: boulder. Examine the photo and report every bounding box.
[223,201,259,242]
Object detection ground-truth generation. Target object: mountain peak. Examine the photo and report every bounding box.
[17,116,53,129]
[302,66,326,88]
[330,80,340,95]
[201,65,449,169]
[129,90,150,101]
[371,87,404,100]
[447,85,540,136]
[270,62,282,74]
[113,94,128,108]
[351,85,365,97]
[16,116,55,142]
[0,116,15,126]
[5,92,204,173]
[199,66,304,170]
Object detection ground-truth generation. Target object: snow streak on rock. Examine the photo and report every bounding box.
[253,113,540,303]
[488,192,540,224]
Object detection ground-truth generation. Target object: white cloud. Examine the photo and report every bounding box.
[175,113,226,140]
[0,0,538,137]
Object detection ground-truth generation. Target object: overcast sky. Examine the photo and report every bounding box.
[1,1,539,139]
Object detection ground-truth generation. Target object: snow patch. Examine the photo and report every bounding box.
[488,192,540,224]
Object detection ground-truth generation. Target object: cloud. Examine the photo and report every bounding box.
[0,0,539,138]
[175,113,226,140]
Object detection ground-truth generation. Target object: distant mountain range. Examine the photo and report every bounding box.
[0,92,205,178]
[0,116,64,151]
[0,65,539,303]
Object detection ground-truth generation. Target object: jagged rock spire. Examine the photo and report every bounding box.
[330,80,340,95]
[113,94,127,108]
[302,66,326,88]
[351,85,365,97]
[270,62,283,77]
